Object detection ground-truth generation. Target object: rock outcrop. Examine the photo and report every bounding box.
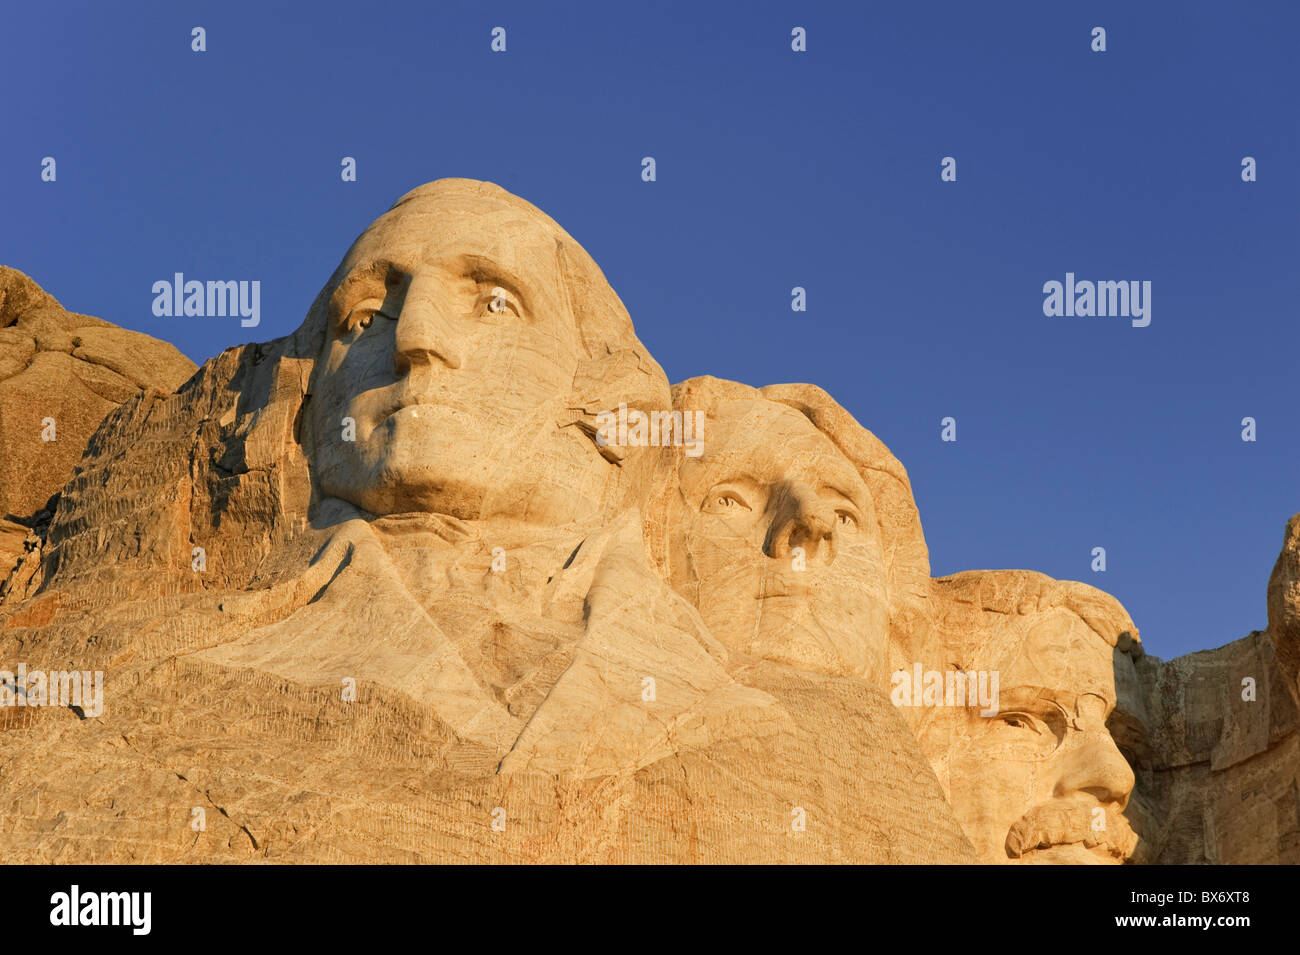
[0,183,975,863]
[1132,515,1300,864]
[0,182,1292,865]
[0,268,196,604]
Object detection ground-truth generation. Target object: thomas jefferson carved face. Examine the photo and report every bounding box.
[671,398,891,680]
[916,609,1144,864]
[305,190,593,522]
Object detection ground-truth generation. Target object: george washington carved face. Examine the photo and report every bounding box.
[303,182,660,525]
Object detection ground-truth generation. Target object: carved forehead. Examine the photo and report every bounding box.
[346,195,562,273]
[682,398,868,494]
[708,398,823,445]
[991,609,1119,701]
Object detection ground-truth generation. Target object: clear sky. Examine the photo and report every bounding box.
[3,0,1296,660]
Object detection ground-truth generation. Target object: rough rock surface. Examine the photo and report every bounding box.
[1131,515,1300,864]
[0,268,196,603]
[921,571,1146,864]
[0,183,975,863]
[0,182,1292,864]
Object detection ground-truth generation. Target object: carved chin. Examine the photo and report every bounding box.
[745,609,863,675]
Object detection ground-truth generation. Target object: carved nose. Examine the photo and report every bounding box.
[1055,730,1135,808]
[765,481,835,561]
[393,275,464,375]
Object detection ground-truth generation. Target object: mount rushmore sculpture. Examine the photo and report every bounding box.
[0,179,1296,863]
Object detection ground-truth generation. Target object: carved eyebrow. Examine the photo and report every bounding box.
[459,255,532,312]
[818,482,866,510]
[1001,687,1122,725]
[707,475,762,492]
[701,474,763,507]
[337,259,401,289]
[996,686,1069,710]
[329,262,392,320]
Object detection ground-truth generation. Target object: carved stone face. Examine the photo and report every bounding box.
[672,398,891,680]
[918,610,1142,864]
[305,193,587,521]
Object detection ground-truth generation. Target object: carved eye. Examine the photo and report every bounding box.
[835,510,859,531]
[983,702,1070,760]
[342,300,388,333]
[343,303,396,333]
[704,489,751,513]
[482,286,521,318]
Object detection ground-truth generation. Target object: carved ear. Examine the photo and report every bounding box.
[560,348,663,466]
[553,236,671,465]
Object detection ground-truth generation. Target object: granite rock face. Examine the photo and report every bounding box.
[0,183,973,863]
[0,182,1292,864]
[920,571,1145,864]
[0,268,196,607]
[1130,516,1300,864]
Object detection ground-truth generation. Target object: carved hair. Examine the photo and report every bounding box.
[931,569,1141,655]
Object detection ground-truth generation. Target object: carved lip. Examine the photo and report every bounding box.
[378,391,462,425]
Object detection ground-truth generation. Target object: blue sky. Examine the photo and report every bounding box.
[3,0,1296,659]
